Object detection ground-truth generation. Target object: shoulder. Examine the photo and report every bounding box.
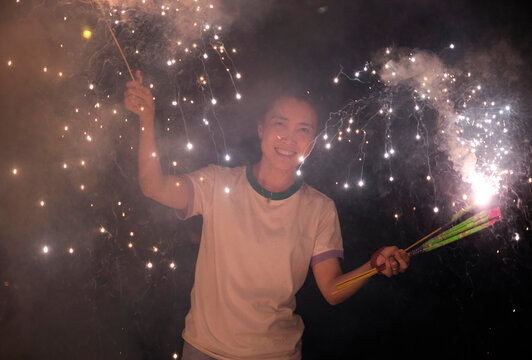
[299,183,336,209]
[211,164,246,178]
[190,164,245,177]
[185,164,245,186]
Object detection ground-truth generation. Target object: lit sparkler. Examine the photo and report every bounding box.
[324,45,518,212]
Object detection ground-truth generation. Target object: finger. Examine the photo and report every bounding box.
[125,81,150,95]
[126,79,152,95]
[125,82,141,93]
[124,93,143,107]
[391,258,400,275]
[136,70,143,85]
[124,94,141,104]
[394,253,408,272]
[124,98,140,111]
[126,80,145,90]
[124,95,144,109]
[124,87,144,97]
[125,86,152,103]
[382,258,393,278]
[124,89,149,103]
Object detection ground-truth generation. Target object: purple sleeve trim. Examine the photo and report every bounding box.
[174,175,195,220]
[310,249,344,267]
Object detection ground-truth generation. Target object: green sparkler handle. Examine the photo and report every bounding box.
[425,208,501,244]
[408,224,488,257]
[450,204,475,222]
[406,205,477,253]
[422,223,490,252]
[409,207,502,256]
[425,207,501,248]
[337,208,502,292]
[423,211,488,247]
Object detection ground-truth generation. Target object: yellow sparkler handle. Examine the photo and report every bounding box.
[335,267,378,288]
[333,268,379,294]
[404,227,442,253]
[334,227,442,293]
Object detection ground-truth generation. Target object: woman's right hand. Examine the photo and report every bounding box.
[124,70,155,121]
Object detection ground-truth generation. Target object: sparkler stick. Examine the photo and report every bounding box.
[410,207,502,255]
[335,267,382,289]
[335,226,450,290]
[333,206,502,294]
[409,223,490,256]
[335,209,473,293]
[422,207,499,249]
[404,227,444,252]
[91,0,135,81]
[334,268,381,293]
[404,204,475,252]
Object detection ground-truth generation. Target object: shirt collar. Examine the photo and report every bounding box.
[246,165,303,201]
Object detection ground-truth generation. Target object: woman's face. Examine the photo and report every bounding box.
[258,97,318,171]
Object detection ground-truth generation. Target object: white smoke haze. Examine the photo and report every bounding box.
[377,49,469,175]
[91,0,266,50]
[374,43,522,205]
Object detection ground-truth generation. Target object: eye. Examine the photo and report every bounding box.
[299,127,310,133]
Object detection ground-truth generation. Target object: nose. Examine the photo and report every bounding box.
[276,129,296,143]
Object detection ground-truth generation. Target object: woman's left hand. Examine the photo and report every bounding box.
[371,246,410,278]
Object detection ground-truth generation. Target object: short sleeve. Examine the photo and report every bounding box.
[310,200,344,266]
[175,164,217,220]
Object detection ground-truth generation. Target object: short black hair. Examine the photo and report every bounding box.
[255,81,327,130]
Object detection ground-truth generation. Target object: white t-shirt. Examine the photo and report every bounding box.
[177,165,343,360]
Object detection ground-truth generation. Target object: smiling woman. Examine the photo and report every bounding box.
[255,96,318,189]
[125,73,409,359]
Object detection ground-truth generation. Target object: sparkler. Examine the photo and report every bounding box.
[326,45,517,212]
[324,44,526,296]
[91,0,135,80]
[4,0,244,264]
[4,3,529,358]
[81,0,243,156]
[6,3,527,275]
[334,206,503,293]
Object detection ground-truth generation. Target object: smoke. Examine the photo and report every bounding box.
[373,42,524,196]
[80,0,274,68]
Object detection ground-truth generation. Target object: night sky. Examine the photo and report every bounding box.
[1,1,531,359]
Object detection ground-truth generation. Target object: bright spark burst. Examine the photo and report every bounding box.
[324,44,520,216]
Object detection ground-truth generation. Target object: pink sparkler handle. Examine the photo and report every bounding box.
[488,207,502,223]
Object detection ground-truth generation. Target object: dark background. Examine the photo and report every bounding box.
[1,1,531,359]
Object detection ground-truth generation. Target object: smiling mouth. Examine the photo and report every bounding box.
[274,147,297,157]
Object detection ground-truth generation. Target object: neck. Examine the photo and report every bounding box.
[253,160,296,193]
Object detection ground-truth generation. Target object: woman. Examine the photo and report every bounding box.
[125,72,409,359]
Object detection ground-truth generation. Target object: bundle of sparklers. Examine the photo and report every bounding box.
[334,206,503,293]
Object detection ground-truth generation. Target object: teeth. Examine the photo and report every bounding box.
[276,148,296,156]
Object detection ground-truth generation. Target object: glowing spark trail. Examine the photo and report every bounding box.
[10,0,245,268]
[322,45,519,214]
[92,0,135,80]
